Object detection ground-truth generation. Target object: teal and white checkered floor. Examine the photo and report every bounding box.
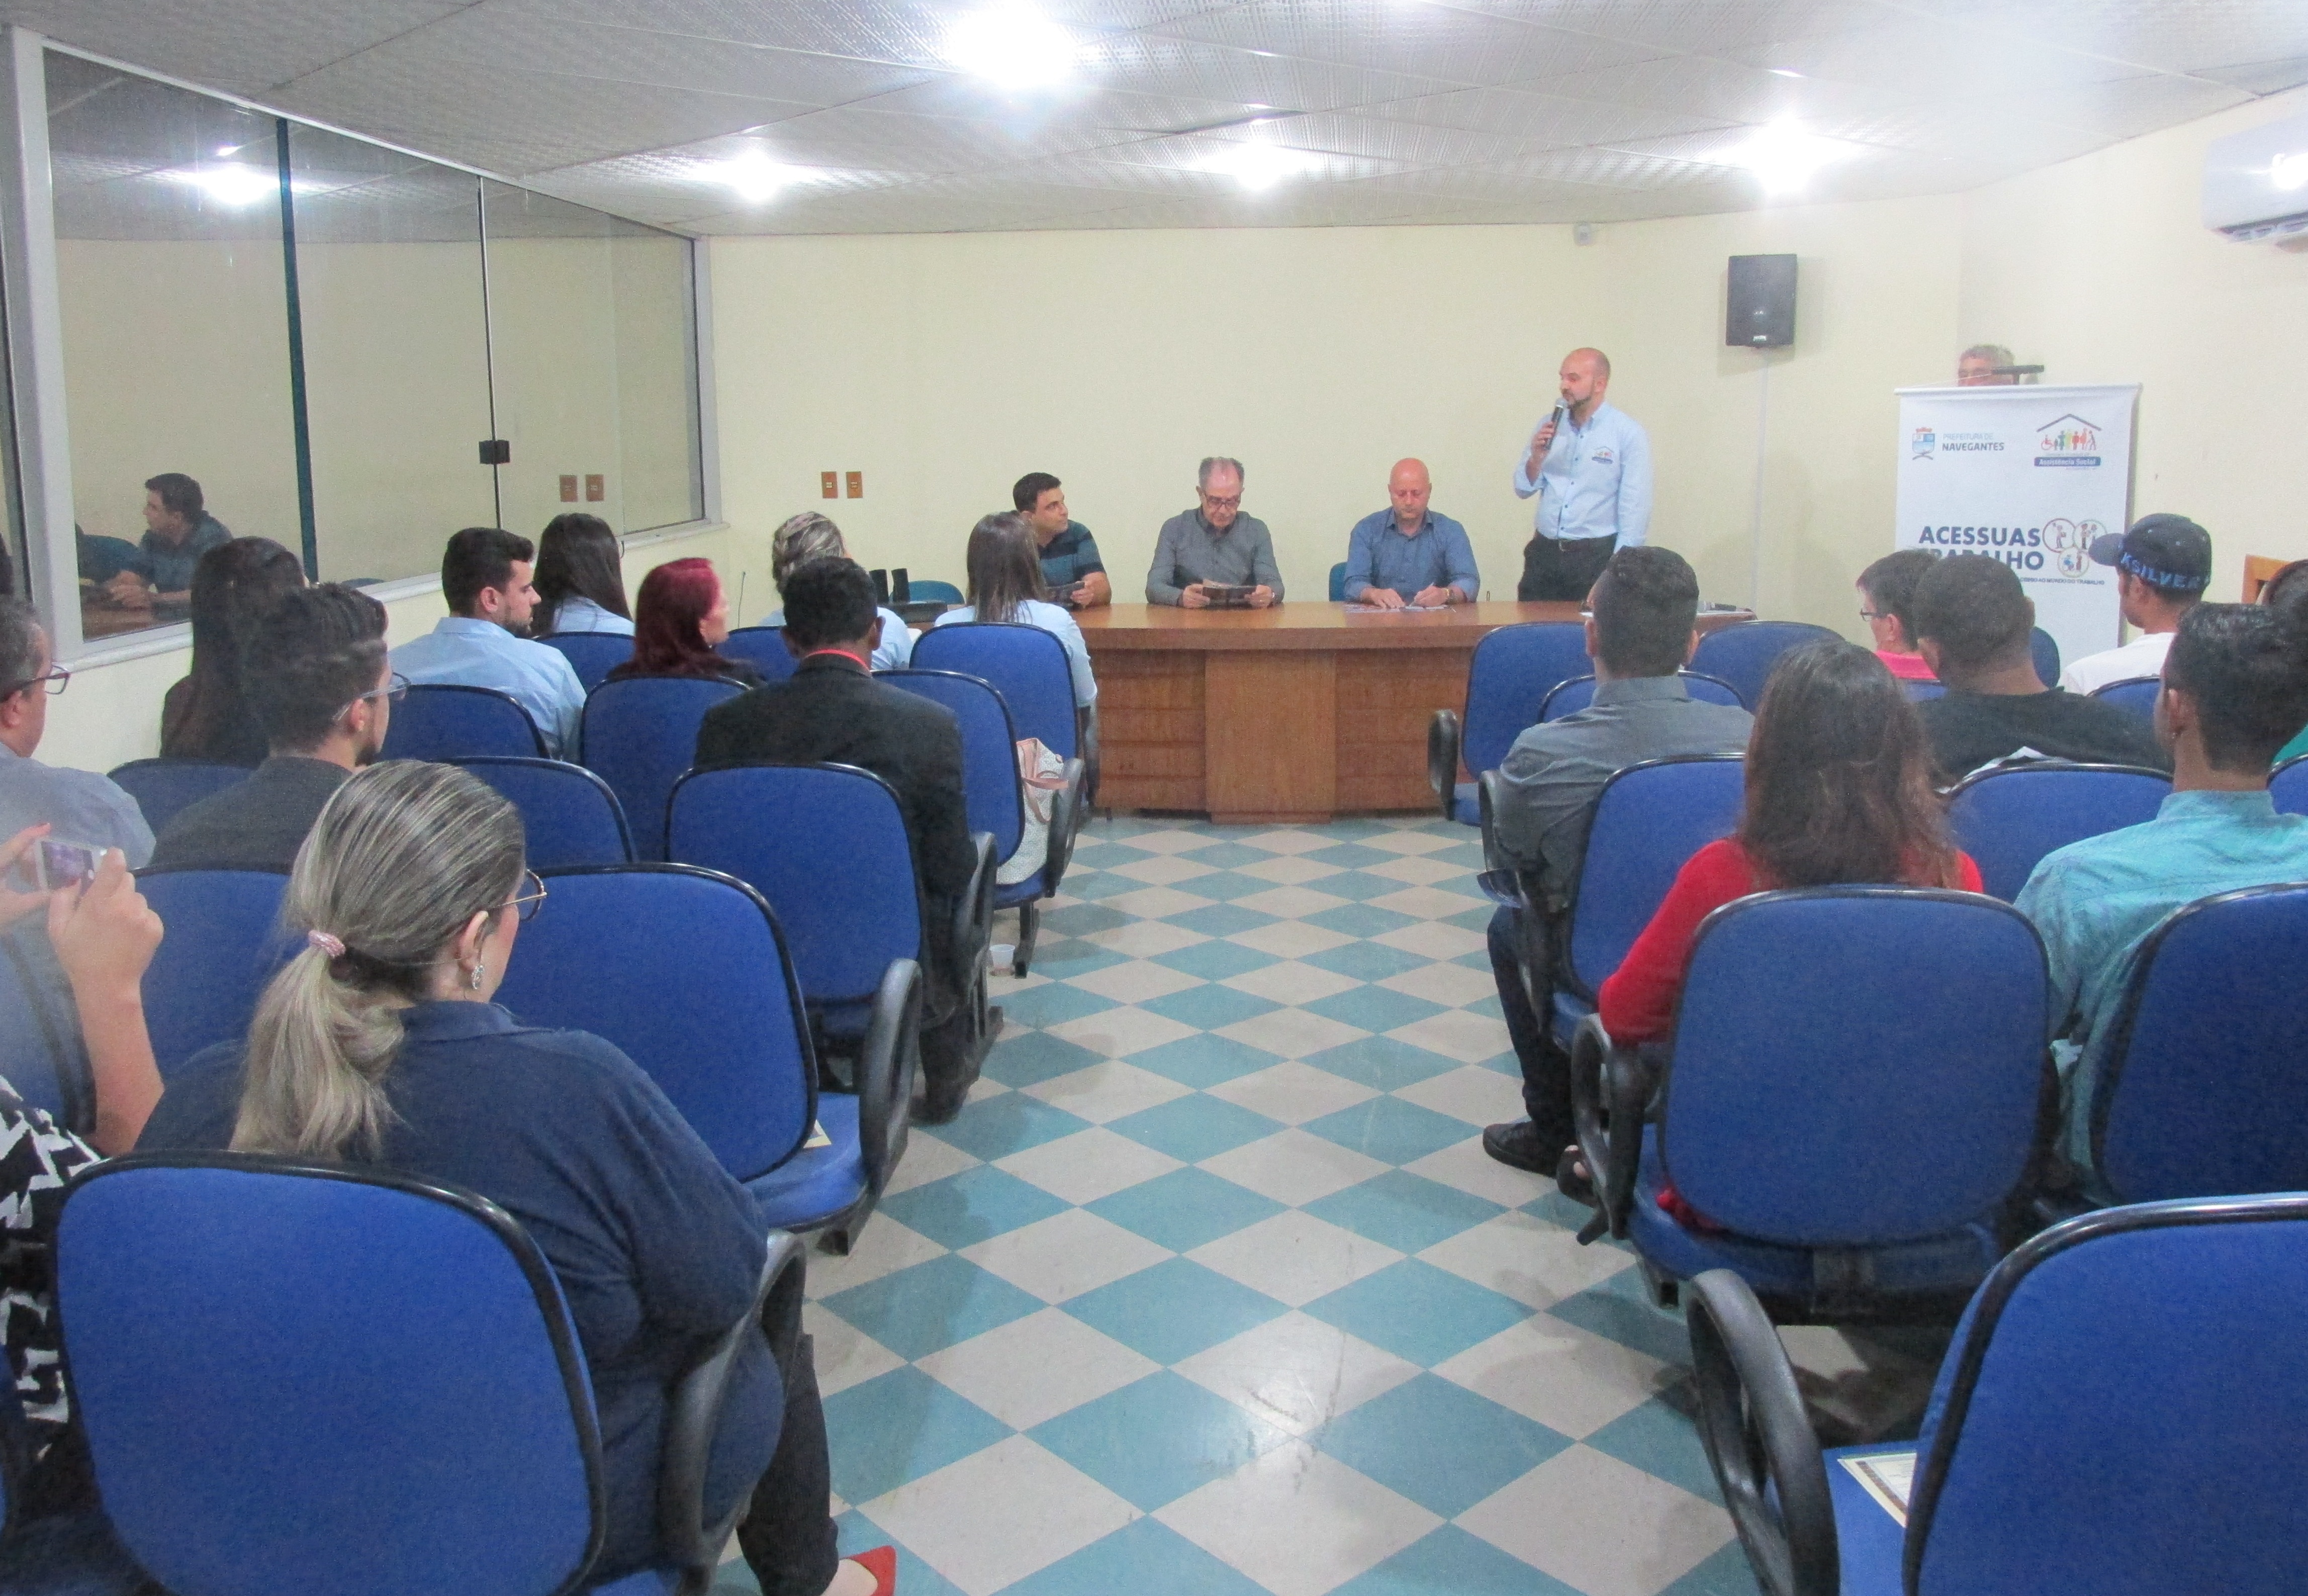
[717,813,1779,1596]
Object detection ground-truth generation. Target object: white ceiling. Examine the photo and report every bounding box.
[9,0,2307,235]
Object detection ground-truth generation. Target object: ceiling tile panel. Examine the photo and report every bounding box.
[1358,83,1728,147]
[0,0,472,97]
[1885,1,2308,79]
[1147,0,1668,87]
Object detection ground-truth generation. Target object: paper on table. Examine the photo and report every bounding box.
[804,1120,832,1150]
[1839,1451,1917,1526]
[1343,603,1449,613]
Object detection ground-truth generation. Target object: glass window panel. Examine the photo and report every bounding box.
[46,50,298,644]
[609,224,701,531]
[289,126,495,585]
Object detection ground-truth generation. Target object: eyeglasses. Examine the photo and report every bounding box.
[336,671,410,721]
[0,664,69,699]
[1201,495,1242,511]
[504,870,548,924]
[1857,609,1883,623]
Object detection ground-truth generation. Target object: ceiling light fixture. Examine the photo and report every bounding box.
[1730,122,1850,196]
[1197,135,1324,193]
[700,149,803,203]
[945,4,1078,90]
[162,164,280,207]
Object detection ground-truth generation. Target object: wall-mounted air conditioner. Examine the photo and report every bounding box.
[2204,109,2308,242]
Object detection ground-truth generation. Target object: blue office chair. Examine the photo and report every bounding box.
[911,622,1082,762]
[667,764,993,1057]
[449,757,633,868]
[1689,1194,2308,1596]
[882,669,1081,978]
[1428,621,1590,825]
[1328,562,1348,602]
[720,626,798,683]
[2090,675,2161,723]
[2029,624,2061,689]
[499,866,916,1252]
[1902,678,1947,701]
[580,676,745,860]
[1688,621,1841,709]
[537,633,633,693]
[382,684,547,762]
[105,759,249,834]
[1571,888,2047,1317]
[2274,752,2308,815]
[1947,763,2171,902]
[2074,883,2308,1207]
[905,579,964,606]
[57,1155,796,1596]
[1537,671,1744,721]
[134,870,293,1080]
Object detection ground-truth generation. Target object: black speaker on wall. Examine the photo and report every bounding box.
[1726,253,1797,347]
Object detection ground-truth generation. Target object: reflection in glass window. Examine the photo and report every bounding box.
[290,126,496,587]
[46,51,297,643]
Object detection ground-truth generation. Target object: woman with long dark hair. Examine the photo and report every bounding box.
[159,537,306,764]
[604,557,762,686]
[931,512,1097,707]
[532,513,632,637]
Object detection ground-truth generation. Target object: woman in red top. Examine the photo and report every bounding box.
[604,557,764,688]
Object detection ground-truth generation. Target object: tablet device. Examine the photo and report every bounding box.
[1200,584,1255,609]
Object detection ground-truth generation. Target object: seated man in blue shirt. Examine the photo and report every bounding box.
[1015,472,1110,609]
[1343,458,1479,608]
[2017,603,2308,1192]
[392,527,587,758]
[102,472,232,613]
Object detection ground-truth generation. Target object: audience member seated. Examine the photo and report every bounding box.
[1910,554,2166,785]
[604,557,763,688]
[1147,457,1281,609]
[0,834,163,1519]
[2059,514,2210,694]
[148,585,393,874]
[1576,641,1984,1212]
[532,511,633,637]
[158,536,307,766]
[2016,604,2308,1190]
[765,513,912,670]
[1480,547,1753,1175]
[934,512,1098,708]
[104,473,233,612]
[1856,546,1940,681]
[136,763,890,1595]
[697,558,987,1123]
[0,600,151,868]
[2257,558,2308,764]
[1342,458,1478,609]
[1014,471,1110,608]
[392,527,586,758]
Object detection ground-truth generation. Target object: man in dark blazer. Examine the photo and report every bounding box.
[695,556,990,1121]
[148,585,393,874]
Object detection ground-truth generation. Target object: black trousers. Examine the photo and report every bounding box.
[737,1256,841,1596]
[1517,533,1617,603]
[1489,906,1574,1148]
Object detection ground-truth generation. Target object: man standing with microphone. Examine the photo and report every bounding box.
[1513,348,1652,602]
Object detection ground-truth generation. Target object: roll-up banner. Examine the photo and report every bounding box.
[1893,384,2138,667]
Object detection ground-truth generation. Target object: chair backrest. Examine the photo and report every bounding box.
[906,579,964,605]
[1564,755,1746,997]
[1537,671,1744,722]
[1663,888,2047,1244]
[720,626,798,683]
[495,866,814,1181]
[1460,622,1591,778]
[58,1157,605,1596]
[2090,884,2308,1202]
[1902,679,1948,702]
[382,684,547,763]
[879,670,1024,864]
[911,622,1077,759]
[579,675,745,860]
[447,757,633,868]
[1906,1195,2308,1596]
[1328,562,1348,602]
[135,870,293,1080]
[535,632,632,694]
[2029,625,2061,689]
[665,764,921,1007]
[106,759,249,834]
[2090,675,2161,724]
[2274,753,2308,817]
[1687,621,1841,709]
[1946,763,2172,902]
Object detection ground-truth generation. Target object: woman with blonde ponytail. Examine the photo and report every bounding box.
[139,762,890,1596]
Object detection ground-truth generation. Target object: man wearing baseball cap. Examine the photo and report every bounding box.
[2059,514,2211,695]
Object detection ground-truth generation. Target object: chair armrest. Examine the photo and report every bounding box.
[1686,1269,1839,1596]
[951,832,996,975]
[1569,1014,1651,1245]
[1041,758,1087,893]
[857,960,922,1199]
[1427,710,1462,819]
[658,1231,808,1580]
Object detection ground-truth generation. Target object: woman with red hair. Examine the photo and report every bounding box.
[604,557,762,687]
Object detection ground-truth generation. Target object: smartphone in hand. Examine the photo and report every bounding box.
[33,837,103,894]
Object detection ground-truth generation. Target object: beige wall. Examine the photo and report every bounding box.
[709,198,1962,630]
[1958,83,2308,594]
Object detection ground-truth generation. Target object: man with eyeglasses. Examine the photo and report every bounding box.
[149,585,394,874]
[1146,457,1282,608]
[0,598,151,869]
